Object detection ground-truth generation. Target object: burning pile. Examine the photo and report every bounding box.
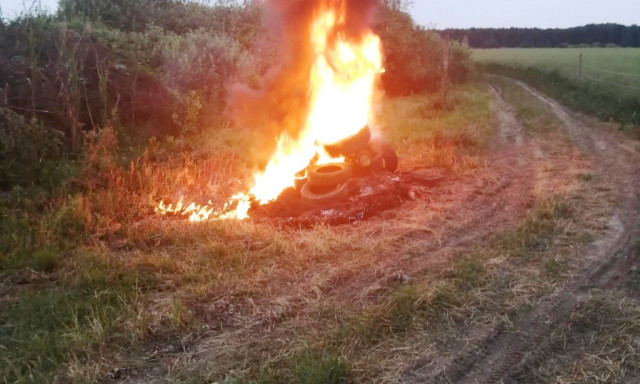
[296,125,397,206]
[156,0,395,222]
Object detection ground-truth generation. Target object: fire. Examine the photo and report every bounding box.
[156,0,382,221]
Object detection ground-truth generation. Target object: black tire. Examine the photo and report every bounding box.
[294,177,308,193]
[307,163,352,187]
[371,138,398,172]
[300,182,349,206]
[324,126,371,157]
[352,147,384,176]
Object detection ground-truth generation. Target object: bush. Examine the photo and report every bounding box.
[59,0,262,38]
[58,0,168,32]
[374,4,474,95]
[0,108,64,189]
[375,6,444,95]
[157,28,257,124]
[449,40,475,84]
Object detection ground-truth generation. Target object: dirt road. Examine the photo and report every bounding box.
[403,77,640,383]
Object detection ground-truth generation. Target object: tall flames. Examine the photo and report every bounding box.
[156,0,383,221]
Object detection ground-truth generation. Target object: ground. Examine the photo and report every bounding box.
[2,76,640,384]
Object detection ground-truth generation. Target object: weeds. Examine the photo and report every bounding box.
[294,349,351,384]
[0,252,156,383]
[531,290,640,383]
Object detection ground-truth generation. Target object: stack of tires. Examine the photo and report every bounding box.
[299,126,398,206]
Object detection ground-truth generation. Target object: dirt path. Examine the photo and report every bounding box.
[403,77,640,383]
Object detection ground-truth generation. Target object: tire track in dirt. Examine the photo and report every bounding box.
[403,77,640,384]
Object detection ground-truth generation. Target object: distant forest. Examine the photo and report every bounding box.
[442,24,640,48]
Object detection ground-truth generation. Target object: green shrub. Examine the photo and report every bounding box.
[449,40,475,84]
[374,4,474,95]
[157,28,257,126]
[58,0,262,38]
[0,108,64,189]
[375,6,444,95]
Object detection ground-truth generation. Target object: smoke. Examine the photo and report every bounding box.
[228,0,380,142]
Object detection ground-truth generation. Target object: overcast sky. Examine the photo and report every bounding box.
[411,0,640,29]
[2,0,639,29]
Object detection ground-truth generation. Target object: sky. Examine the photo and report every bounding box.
[1,0,58,18]
[410,0,640,29]
[1,0,639,29]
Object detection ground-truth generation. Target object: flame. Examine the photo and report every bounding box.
[156,1,382,221]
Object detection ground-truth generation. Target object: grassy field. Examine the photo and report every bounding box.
[0,84,494,383]
[4,3,639,383]
[473,48,640,128]
[4,76,636,382]
[3,71,640,382]
[473,48,640,89]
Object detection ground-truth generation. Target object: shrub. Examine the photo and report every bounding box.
[157,28,257,127]
[59,0,262,40]
[58,0,167,32]
[374,4,473,95]
[449,40,475,84]
[0,108,64,189]
[375,6,444,95]
[0,15,115,150]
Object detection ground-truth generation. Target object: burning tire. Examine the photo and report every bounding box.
[294,176,308,192]
[353,147,384,175]
[294,169,308,192]
[300,182,349,206]
[307,163,353,187]
[370,138,398,172]
[324,125,371,157]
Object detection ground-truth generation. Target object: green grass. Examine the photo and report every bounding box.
[378,82,493,172]
[474,48,640,88]
[473,48,640,128]
[0,253,156,383]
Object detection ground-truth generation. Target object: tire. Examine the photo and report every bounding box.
[300,182,349,206]
[294,169,307,192]
[294,177,308,192]
[353,147,384,176]
[307,163,352,187]
[370,138,398,172]
[324,126,371,157]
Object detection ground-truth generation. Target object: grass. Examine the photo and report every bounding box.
[0,252,156,383]
[0,78,628,382]
[529,289,640,383]
[378,82,493,172]
[473,48,640,128]
[0,83,493,383]
[473,48,640,89]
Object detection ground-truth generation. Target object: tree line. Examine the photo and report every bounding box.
[441,24,640,48]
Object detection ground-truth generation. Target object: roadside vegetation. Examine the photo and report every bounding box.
[474,47,640,131]
[0,0,478,382]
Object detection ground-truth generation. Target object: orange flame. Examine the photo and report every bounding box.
[156,1,382,221]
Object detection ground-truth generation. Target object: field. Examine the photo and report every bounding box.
[3,77,640,383]
[473,48,640,88]
[3,3,640,383]
[473,48,640,128]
